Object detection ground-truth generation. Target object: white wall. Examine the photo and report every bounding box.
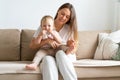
[0,0,115,31]
[113,0,120,31]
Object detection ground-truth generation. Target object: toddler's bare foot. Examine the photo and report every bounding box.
[25,63,37,70]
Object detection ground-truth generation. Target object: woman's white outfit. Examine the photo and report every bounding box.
[40,24,77,80]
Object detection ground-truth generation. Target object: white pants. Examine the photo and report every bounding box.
[41,50,77,80]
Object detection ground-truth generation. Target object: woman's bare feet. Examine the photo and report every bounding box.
[25,63,37,70]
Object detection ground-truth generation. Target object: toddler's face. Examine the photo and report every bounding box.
[41,18,54,31]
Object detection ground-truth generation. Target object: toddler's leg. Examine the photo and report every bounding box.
[26,49,47,70]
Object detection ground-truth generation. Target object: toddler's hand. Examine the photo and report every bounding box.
[42,30,47,35]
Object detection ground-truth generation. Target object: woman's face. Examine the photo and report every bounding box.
[56,8,71,25]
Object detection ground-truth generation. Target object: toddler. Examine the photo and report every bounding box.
[25,15,62,70]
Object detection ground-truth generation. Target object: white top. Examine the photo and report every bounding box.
[57,24,76,61]
[58,24,73,44]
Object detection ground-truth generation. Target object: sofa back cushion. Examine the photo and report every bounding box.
[21,29,38,61]
[0,29,20,61]
[76,30,110,60]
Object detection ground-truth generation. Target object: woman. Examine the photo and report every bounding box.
[30,3,78,80]
[41,3,78,80]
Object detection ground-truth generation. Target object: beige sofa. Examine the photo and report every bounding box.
[0,29,120,80]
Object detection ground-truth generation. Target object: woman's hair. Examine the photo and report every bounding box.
[54,3,78,44]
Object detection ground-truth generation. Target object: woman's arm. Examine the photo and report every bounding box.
[29,31,43,49]
[29,37,47,50]
[29,37,60,50]
[29,38,40,50]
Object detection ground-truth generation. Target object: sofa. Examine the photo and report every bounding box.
[0,29,120,80]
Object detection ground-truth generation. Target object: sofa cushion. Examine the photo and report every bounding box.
[112,43,120,60]
[76,30,110,60]
[94,33,119,60]
[74,59,120,78]
[21,29,38,61]
[94,30,120,60]
[0,29,20,61]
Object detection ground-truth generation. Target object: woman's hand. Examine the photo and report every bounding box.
[47,38,60,49]
[66,40,76,54]
[67,39,75,47]
[30,37,60,50]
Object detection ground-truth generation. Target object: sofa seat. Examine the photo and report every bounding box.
[74,59,120,78]
[0,61,40,74]
[1,60,120,79]
[0,61,41,80]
